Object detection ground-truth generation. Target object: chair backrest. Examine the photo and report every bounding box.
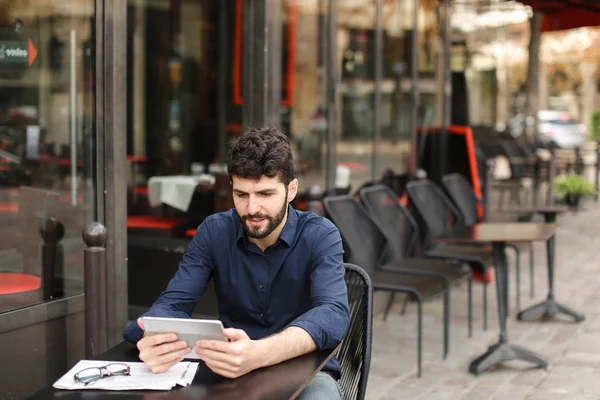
[359,184,420,258]
[442,173,481,226]
[322,195,390,273]
[405,180,463,244]
[339,263,373,400]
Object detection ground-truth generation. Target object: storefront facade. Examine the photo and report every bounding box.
[0,1,445,397]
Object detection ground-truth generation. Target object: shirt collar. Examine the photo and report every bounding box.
[235,204,297,247]
[278,205,297,247]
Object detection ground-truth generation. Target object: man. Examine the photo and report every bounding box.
[123,127,349,399]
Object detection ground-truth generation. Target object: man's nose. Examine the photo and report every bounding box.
[247,196,260,215]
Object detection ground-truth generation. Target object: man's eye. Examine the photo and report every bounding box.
[236,193,248,198]
[259,193,273,197]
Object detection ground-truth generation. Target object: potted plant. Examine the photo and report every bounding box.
[552,173,596,208]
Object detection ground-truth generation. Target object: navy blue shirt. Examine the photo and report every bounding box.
[123,206,349,375]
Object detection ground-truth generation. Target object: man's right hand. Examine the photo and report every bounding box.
[136,318,191,373]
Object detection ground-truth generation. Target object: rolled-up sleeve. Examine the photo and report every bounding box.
[122,220,214,343]
[287,227,349,350]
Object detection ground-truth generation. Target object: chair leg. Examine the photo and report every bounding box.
[511,188,521,207]
[483,276,488,331]
[516,247,521,312]
[505,257,510,317]
[506,244,521,317]
[443,290,450,360]
[499,188,506,210]
[383,292,395,321]
[416,294,423,378]
[400,294,410,315]
[529,243,535,298]
[468,276,473,338]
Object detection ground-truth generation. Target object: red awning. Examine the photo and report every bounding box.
[519,0,600,31]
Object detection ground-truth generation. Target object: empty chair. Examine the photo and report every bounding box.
[324,195,453,377]
[442,173,535,311]
[339,263,373,400]
[359,184,472,329]
[405,179,495,330]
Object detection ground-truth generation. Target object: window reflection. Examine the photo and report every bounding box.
[0,1,95,313]
[337,0,376,193]
[284,0,329,194]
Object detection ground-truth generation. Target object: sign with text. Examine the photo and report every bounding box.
[0,39,37,67]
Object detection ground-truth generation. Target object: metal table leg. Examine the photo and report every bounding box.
[469,242,547,375]
[517,212,585,323]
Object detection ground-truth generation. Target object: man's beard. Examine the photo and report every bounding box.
[241,198,288,239]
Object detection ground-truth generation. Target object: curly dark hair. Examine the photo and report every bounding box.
[227,127,295,185]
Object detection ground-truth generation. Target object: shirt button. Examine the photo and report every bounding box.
[260,313,265,318]
[259,284,266,291]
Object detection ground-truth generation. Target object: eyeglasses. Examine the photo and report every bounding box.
[74,363,131,385]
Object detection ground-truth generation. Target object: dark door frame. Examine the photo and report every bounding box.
[95,0,128,348]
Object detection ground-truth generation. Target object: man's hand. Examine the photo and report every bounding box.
[194,328,265,379]
[136,318,191,374]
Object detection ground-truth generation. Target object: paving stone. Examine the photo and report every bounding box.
[526,392,599,400]
[511,368,547,387]
[493,385,535,400]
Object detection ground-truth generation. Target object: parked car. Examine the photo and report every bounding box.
[507,110,588,149]
[537,110,587,149]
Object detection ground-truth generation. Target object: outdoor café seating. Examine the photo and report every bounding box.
[323,195,467,377]
[406,180,495,329]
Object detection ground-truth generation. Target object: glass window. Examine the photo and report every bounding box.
[378,0,417,176]
[336,0,376,193]
[125,0,239,317]
[283,0,329,195]
[0,1,96,313]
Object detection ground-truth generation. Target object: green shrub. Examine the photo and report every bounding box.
[553,173,596,199]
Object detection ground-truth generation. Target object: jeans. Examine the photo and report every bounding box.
[296,371,343,400]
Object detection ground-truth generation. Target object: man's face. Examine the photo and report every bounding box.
[232,175,298,239]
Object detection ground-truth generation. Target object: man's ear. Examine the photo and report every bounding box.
[287,179,299,203]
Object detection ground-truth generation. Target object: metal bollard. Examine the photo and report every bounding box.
[82,221,108,358]
[483,158,494,222]
[40,218,65,301]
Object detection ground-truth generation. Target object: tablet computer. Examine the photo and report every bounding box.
[141,316,227,359]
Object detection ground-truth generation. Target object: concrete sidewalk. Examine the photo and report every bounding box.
[366,202,600,400]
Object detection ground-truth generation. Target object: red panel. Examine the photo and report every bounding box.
[133,187,148,195]
[519,0,600,31]
[127,216,185,229]
[233,0,297,106]
[185,228,197,237]
[541,8,600,32]
[127,155,148,163]
[0,202,18,213]
[0,273,40,294]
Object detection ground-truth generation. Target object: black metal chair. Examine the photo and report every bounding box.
[358,184,473,332]
[405,179,495,330]
[338,263,372,400]
[496,139,535,210]
[442,173,535,311]
[323,195,451,377]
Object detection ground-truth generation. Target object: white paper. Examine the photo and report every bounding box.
[53,360,199,391]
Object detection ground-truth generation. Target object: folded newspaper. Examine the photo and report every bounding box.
[53,360,199,391]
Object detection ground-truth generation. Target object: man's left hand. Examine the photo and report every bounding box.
[195,328,264,379]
